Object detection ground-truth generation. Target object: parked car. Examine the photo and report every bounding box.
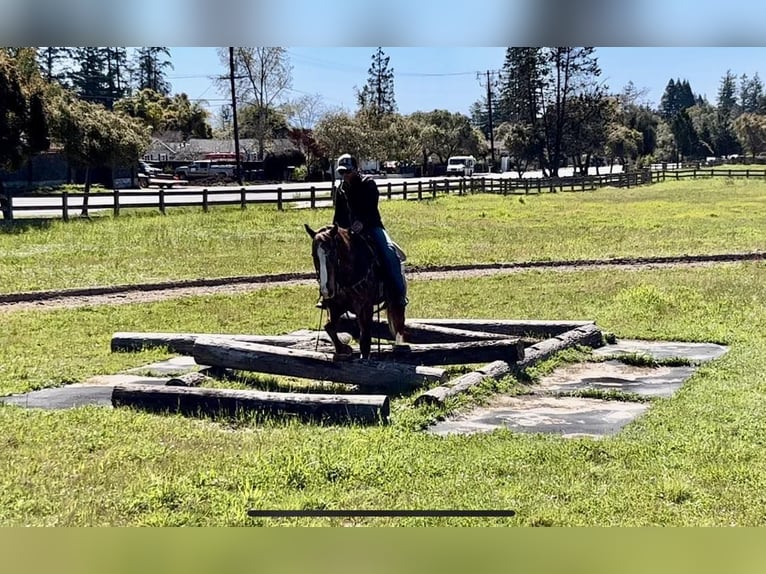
[175,160,237,180]
[138,160,162,176]
[446,155,476,177]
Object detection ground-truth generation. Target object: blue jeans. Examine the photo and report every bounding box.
[368,227,407,305]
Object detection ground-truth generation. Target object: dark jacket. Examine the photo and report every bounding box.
[333,173,384,231]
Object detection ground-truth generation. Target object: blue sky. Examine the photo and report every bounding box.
[167,47,766,123]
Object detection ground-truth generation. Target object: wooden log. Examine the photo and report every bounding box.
[111,332,320,355]
[408,318,595,339]
[166,372,211,387]
[414,324,604,407]
[335,315,594,341]
[415,360,511,407]
[371,338,525,366]
[112,384,389,424]
[334,315,511,344]
[192,337,446,390]
[512,323,604,373]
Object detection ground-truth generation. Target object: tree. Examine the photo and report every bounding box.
[237,103,288,140]
[356,47,397,118]
[670,108,700,160]
[35,47,73,87]
[686,102,718,157]
[133,47,173,95]
[313,110,368,164]
[659,78,696,121]
[740,73,765,114]
[497,47,547,125]
[732,113,766,158]
[70,47,116,108]
[219,47,292,161]
[563,93,611,175]
[49,93,150,215]
[1,48,51,219]
[409,110,481,164]
[114,89,212,140]
[283,94,326,174]
[498,122,542,176]
[604,123,642,172]
[540,47,606,177]
[715,70,740,156]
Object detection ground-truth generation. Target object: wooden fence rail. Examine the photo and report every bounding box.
[4,167,765,221]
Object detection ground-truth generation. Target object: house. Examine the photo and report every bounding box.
[143,137,300,163]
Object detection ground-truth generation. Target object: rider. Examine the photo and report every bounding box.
[330,153,408,308]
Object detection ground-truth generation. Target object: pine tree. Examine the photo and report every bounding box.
[70,47,113,107]
[740,73,764,114]
[357,47,396,117]
[133,47,173,95]
[497,47,547,126]
[35,47,73,87]
[105,47,131,100]
[716,70,740,156]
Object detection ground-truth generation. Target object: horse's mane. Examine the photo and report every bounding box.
[312,224,377,287]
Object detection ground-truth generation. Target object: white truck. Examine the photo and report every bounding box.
[446,155,476,177]
[175,160,237,180]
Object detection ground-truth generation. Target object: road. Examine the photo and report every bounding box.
[8,166,625,219]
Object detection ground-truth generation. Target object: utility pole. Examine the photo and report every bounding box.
[478,70,497,172]
[486,70,496,172]
[229,47,243,186]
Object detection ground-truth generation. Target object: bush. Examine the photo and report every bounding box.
[292,165,308,182]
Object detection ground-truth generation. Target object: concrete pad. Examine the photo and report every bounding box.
[1,386,116,409]
[79,374,169,387]
[534,360,697,398]
[124,356,199,375]
[1,375,168,410]
[427,395,648,438]
[593,339,728,363]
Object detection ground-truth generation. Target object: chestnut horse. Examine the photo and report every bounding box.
[305,223,406,359]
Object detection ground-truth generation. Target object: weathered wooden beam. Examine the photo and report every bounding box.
[406,318,596,339]
[371,338,525,366]
[111,332,321,355]
[112,384,389,424]
[192,337,446,390]
[333,316,512,344]
[334,315,594,341]
[415,361,511,407]
[512,323,604,372]
[414,324,604,407]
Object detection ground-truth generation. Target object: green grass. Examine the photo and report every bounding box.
[3,176,766,526]
[2,261,766,525]
[1,177,766,293]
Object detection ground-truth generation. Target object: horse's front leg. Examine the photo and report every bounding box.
[325,305,354,357]
[357,305,374,360]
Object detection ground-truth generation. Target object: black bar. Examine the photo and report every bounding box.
[247,509,515,518]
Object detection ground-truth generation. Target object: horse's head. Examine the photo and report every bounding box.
[305,223,350,300]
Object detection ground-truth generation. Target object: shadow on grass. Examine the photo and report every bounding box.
[0,217,57,235]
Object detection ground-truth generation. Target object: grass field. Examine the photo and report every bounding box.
[1,176,765,293]
[1,176,766,526]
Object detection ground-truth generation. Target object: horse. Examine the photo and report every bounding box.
[304,223,407,359]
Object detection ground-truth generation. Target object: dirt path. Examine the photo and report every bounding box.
[1,252,763,313]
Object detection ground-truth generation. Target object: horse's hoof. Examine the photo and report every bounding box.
[332,352,355,362]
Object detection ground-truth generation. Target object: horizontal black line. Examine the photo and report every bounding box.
[247,509,516,518]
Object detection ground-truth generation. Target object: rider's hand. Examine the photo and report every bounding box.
[351,220,363,233]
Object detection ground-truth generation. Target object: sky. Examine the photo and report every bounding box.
[167,47,766,126]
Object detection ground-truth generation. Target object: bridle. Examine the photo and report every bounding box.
[315,230,378,301]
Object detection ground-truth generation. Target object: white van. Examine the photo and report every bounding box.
[446,155,476,177]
